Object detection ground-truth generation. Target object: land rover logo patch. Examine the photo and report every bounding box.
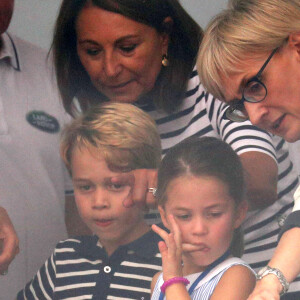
[26,111,60,133]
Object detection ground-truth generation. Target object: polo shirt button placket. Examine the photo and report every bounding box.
[104,265,111,274]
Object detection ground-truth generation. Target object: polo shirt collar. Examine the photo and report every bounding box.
[0,33,21,71]
[126,228,161,259]
[75,226,163,260]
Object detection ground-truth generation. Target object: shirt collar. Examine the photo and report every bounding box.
[75,226,163,260]
[125,228,161,259]
[0,33,21,71]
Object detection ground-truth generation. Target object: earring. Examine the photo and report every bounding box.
[162,54,169,67]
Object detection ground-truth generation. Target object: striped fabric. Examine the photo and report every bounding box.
[151,257,255,299]
[17,232,162,300]
[139,69,300,294]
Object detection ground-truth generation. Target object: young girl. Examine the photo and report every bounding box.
[151,136,256,300]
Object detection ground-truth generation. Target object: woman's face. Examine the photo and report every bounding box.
[222,41,300,142]
[76,4,169,103]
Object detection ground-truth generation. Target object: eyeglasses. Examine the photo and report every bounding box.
[225,47,278,122]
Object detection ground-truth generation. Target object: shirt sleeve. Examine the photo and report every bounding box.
[278,185,300,240]
[17,251,56,299]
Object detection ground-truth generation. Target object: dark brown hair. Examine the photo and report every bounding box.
[157,136,246,257]
[52,0,202,117]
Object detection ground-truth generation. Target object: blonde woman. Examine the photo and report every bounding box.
[198,1,300,299]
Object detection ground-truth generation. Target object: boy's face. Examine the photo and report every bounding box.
[71,146,149,256]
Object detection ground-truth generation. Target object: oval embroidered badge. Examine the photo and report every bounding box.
[26,111,60,133]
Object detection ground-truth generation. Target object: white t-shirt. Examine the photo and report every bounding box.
[0,33,72,298]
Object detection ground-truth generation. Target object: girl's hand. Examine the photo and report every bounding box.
[111,169,157,208]
[152,215,183,281]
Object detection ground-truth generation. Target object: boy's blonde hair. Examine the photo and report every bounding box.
[60,103,161,173]
[197,0,300,100]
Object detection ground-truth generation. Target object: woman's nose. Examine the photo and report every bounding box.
[245,101,269,128]
[103,52,122,78]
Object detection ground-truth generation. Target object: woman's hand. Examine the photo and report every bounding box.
[0,207,19,274]
[247,277,281,300]
[152,215,183,281]
[111,169,158,208]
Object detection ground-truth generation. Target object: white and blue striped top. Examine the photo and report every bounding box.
[151,257,255,300]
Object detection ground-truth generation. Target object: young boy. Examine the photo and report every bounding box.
[17,103,162,300]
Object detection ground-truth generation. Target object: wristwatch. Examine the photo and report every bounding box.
[256,266,289,296]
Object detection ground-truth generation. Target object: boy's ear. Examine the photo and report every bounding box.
[234,200,248,229]
[158,205,170,230]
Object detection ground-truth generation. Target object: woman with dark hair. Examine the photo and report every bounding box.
[47,0,300,292]
[53,0,201,116]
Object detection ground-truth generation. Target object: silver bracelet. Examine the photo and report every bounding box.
[257,266,289,296]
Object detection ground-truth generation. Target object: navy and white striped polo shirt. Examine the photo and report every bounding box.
[17,231,162,299]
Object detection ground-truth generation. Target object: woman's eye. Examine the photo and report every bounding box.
[120,44,137,53]
[248,82,263,94]
[85,48,100,56]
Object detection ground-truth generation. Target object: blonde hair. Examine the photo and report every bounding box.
[60,103,161,173]
[197,0,300,100]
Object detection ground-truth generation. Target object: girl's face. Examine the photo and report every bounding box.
[222,38,300,142]
[159,175,246,273]
[76,4,169,103]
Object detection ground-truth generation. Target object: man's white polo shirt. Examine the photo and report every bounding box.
[0,33,72,298]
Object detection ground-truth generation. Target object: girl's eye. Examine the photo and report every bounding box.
[119,44,137,53]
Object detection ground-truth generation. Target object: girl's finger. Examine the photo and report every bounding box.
[158,240,168,256]
[168,214,182,248]
[151,224,170,247]
[182,242,203,252]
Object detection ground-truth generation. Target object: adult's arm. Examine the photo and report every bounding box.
[239,151,278,210]
[210,97,279,211]
[65,195,92,237]
[247,186,300,299]
[121,153,278,211]
[247,227,300,300]
[0,206,19,274]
